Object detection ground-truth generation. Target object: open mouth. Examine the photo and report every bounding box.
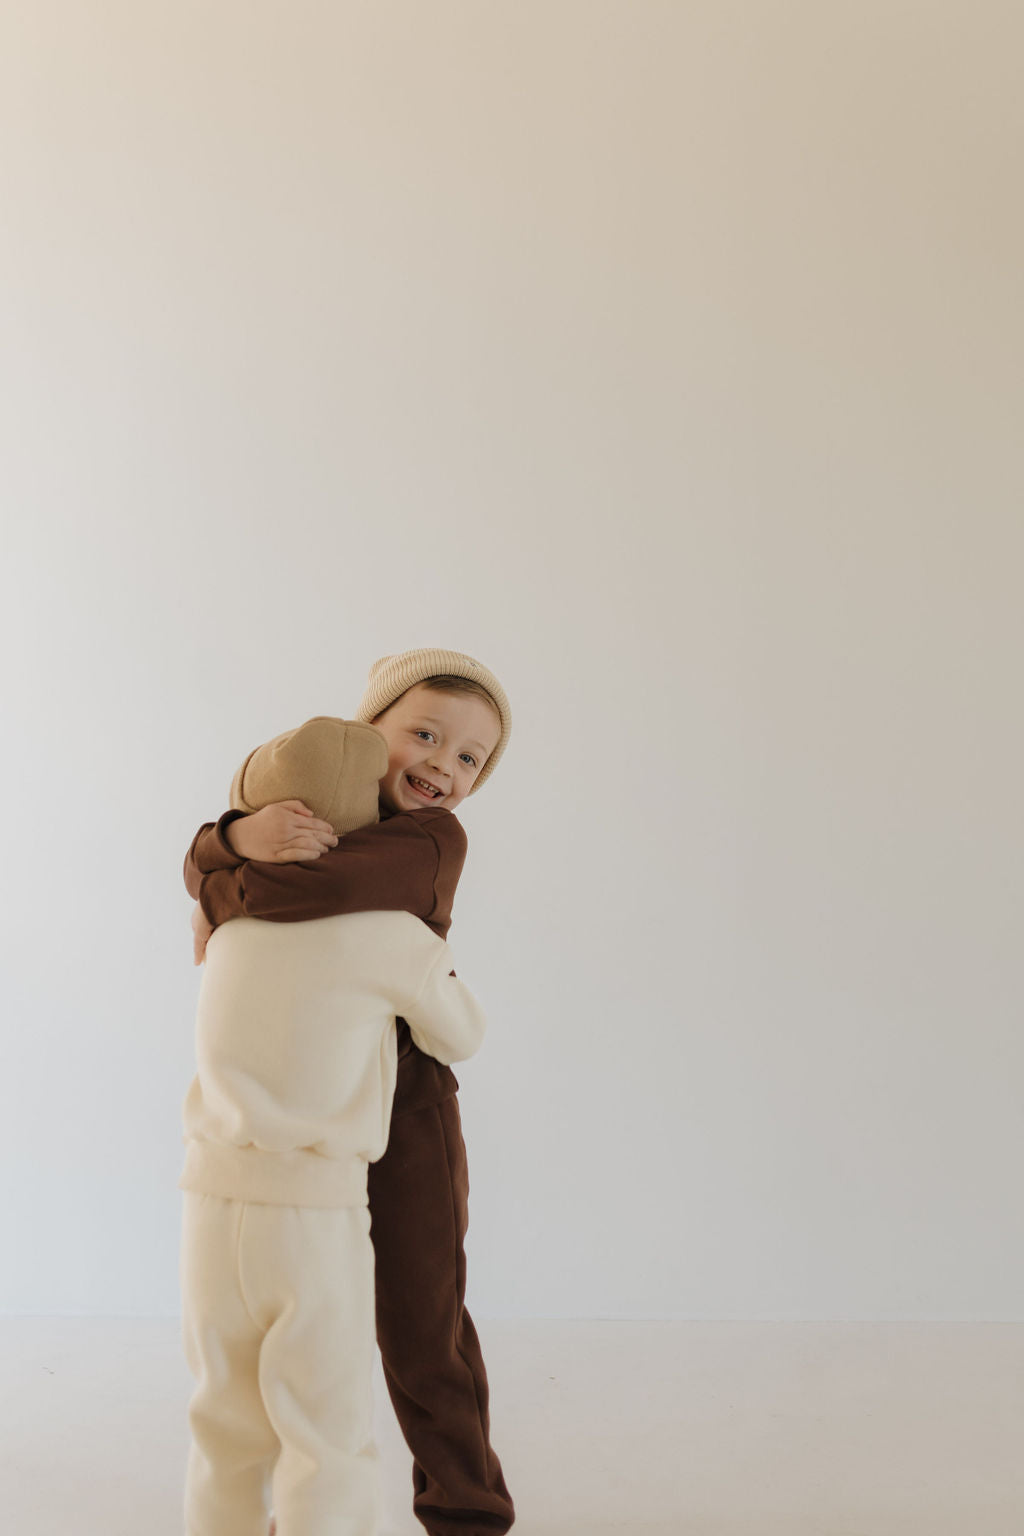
[407,774,443,801]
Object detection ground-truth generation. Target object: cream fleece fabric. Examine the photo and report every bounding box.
[182,1193,378,1536]
[181,909,486,1208]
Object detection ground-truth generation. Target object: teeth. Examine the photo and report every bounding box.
[409,776,441,797]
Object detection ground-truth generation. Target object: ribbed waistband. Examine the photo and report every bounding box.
[179,1140,369,1209]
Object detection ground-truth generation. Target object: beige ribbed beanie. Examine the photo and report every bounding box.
[230,717,389,835]
[355,648,511,793]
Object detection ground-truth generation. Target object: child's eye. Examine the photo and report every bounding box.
[414,730,435,742]
[459,753,477,767]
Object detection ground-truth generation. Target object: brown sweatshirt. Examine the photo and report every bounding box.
[183,804,468,1113]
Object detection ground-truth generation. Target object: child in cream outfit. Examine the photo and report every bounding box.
[180,717,487,1536]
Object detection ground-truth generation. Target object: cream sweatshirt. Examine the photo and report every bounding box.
[181,910,486,1208]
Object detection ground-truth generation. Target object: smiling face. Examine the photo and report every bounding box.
[372,682,503,815]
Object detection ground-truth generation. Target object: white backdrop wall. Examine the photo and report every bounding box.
[2,2,1021,1319]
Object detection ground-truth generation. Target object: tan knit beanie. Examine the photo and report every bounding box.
[229,717,389,835]
[355,648,511,793]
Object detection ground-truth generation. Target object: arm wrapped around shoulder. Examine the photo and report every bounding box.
[404,941,487,1065]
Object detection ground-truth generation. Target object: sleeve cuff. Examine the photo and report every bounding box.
[199,866,246,927]
[198,810,248,873]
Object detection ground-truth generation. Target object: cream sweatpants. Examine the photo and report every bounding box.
[181,1192,379,1536]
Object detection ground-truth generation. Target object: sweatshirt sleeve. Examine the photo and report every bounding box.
[404,942,487,1065]
[196,808,467,938]
[183,811,247,900]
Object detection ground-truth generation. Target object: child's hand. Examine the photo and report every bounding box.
[225,800,339,862]
[192,902,213,966]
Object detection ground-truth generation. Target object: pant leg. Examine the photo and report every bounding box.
[250,1203,380,1536]
[181,1193,277,1536]
[368,1093,514,1536]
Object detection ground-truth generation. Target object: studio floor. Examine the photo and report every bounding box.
[1,1317,1021,1535]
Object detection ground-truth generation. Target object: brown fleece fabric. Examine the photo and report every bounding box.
[183,807,515,1535]
[369,1092,514,1535]
[190,806,464,933]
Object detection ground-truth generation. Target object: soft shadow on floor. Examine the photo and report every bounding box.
[2,1318,1023,1536]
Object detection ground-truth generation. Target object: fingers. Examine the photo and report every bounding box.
[272,838,332,861]
[265,838,334,862]
[191,902,212,965]
[281,826,337,852]
[295,818,337,840]
[276,802,333,829]
[252,805,338,861]
[275,805,337,848]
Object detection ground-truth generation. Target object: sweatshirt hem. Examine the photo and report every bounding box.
[180,1141,370,1208]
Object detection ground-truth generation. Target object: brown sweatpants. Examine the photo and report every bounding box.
[368,1032,514,1536]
